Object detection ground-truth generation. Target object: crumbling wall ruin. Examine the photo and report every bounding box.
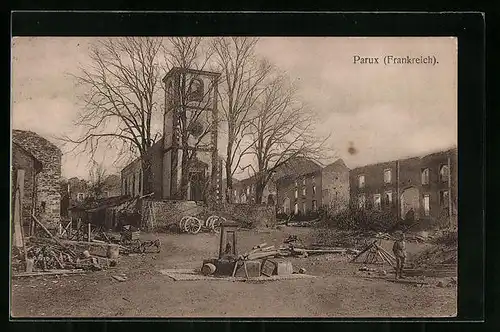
[13,130,62,229]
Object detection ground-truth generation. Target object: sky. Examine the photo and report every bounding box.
[11,37,457,180]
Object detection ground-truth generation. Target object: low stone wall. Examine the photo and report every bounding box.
[214,203,276,228]
[140,199,205,231]
[140,199,276,231]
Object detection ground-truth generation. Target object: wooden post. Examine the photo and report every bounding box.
[77,218,81,240]
[218,223,225,259]
[88,223,91,242]
[12,170,25,250]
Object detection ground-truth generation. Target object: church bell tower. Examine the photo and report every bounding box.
[161,67,221,204]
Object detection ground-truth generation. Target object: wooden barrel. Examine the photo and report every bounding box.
[201,263,217,276]
[107,245,120,259]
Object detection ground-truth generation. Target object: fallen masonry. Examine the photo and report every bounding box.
[12,221,161,277]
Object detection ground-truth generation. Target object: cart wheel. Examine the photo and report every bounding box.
[179,216,190,233]
[183,216,195,233]
[211,216,226,234]
[185,217,202,234]
[206,215,217,230]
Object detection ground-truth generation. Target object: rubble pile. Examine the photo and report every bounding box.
[411,244,457,268]
[410,229,457,268]
[12,224,161,277]
[276,235,360,259]
[311,230,373,250]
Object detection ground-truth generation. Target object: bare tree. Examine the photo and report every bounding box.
[245,74,332,203]
[63,37,216,200]
[88,161,107,199]
[211,37,272,202]
[62,37,164,195]
[162,37,216,200]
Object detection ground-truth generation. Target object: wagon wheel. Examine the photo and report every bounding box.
[207,216,225,233]
[206,216,217,229]
[185,217,202,234]
[179,216,191,233]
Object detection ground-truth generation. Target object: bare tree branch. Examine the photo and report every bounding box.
[59,37,164,194]
[211,37,272,202]
[246,73,334,203]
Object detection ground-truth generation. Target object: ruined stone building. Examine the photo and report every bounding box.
[67,177,89,203]
[227,176,277,205]
[121,68,223,203]
[67,174,121,206]
[12,130,62,230]
[12,142,42,234]
[274,157,350,216]
[320,159,351,215]
[349,147,458,228]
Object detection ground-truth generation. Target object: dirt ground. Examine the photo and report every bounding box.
[10,227,457,318]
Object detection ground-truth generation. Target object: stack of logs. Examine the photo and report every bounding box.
[241,242,360,261]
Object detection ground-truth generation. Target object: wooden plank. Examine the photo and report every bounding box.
[88,223,91,242]
[31,214,65,247]
[60,220,72,236]
[61,239,127,251]
[50,250,65,269]
[247,250,278,260]
[304,249,347,254]
[377,246,396,266]
[13,269,85,278]
[12,170,24,249]
[351,240,376,262]
[377,245,396,261]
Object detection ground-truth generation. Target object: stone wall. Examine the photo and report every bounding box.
[12,144,40,229]
[349,148,458,230]
[13,130,62,229]
[213,203,276,228]
[321,160,350,214]
[140,199,276,231]
[276,169,322,215]
[140,199,205,231]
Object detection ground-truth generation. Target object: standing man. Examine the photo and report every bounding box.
[392,231,407,279]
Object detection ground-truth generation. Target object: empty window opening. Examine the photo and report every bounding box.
[423,194,430,216]
[384,169,392,184]
[358,175,365,189]
[421,168,430,185]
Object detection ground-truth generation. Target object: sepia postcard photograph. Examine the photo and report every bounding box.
[10,35,458,318]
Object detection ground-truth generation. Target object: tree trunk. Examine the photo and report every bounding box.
[141,156,153,197]
[179,146,190,200]
[255,176,266,205]
[225,159,233,203]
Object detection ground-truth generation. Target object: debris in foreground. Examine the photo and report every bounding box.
[112,275,128,282]
[159,268,315,282]
[13,269,85,278]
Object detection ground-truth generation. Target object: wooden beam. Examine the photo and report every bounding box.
[13,269,85,278]
[12,173,24,249]
[351,240,377,263]
[31,213,65,248]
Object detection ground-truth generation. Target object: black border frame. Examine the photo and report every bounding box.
[8,10,486,328]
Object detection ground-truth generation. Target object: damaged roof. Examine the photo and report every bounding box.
[13,142,43,172]
[273,157,322,180]
[12,129,62,159]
